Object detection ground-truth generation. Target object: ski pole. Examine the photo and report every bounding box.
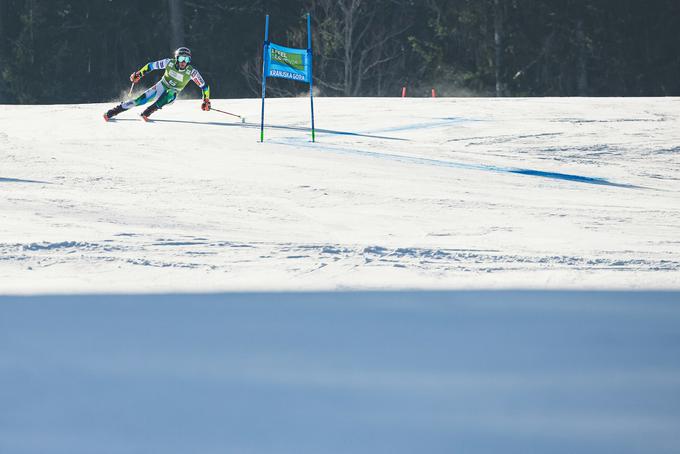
[128,82,135,97]
[212,108,246,123]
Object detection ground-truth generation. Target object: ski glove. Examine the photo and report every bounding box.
[130,71,142,83]
[201,99,211,111]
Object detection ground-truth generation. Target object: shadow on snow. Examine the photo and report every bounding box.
[140,118,408,141]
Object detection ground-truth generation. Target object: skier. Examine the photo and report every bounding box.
[104,47,210,122]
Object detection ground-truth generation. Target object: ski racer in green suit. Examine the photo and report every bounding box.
[104,47,210,122]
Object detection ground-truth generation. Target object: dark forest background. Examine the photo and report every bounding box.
[0,0,679,103]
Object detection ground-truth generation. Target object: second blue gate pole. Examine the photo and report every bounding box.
[260,15,270,143]
[308,13,315,143]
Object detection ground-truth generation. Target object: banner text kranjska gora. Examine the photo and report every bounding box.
[268,69,306,81]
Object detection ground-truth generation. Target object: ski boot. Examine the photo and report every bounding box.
[141,104,159,122]
[104,104,125,122]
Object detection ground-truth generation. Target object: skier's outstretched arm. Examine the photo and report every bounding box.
[130,59,171,83]
[191,69,211,111]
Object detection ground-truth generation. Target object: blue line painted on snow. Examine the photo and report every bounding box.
[506,169,635,187]
[272,140,639,189]
[0,177,50,184]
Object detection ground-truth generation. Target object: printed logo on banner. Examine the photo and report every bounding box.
[271,48,305,72]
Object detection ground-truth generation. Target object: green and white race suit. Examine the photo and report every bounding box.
[122,58,210,110]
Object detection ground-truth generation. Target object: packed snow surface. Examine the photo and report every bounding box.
[1,97,680,292]
[2,98,680,453]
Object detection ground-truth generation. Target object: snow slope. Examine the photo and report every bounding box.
[2,99,680,453]
[1,97,680,292]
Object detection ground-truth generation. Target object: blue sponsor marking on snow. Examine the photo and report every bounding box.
[272,140,639,188]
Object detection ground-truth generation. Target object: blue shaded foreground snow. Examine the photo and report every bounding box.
[1,291,680,454]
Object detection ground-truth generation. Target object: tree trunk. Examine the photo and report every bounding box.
[168,0,185,50]
[576,19,589,96]
[0,1,3,64]
[27,0,34,65]
[0,0,4,102]
[494,0,505,97]
[342,0,358,96]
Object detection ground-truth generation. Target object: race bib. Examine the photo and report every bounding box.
[168,69,183,80]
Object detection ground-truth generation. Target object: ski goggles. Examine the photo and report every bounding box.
[177,55,191,64]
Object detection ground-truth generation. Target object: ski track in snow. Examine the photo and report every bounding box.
[1,237,678,286]
[1,97,680,292]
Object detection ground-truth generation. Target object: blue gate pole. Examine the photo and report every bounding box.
[307,13,315,143]
[260,15,270,143]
